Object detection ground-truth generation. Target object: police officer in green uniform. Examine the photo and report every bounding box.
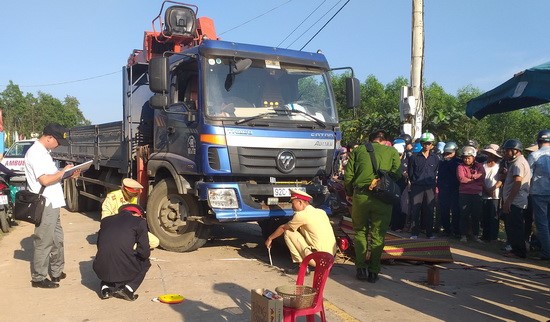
[344,130,402,282]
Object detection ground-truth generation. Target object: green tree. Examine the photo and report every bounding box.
[0,81,90,147]
[332,74,550,150]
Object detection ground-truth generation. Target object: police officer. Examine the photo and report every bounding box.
[264,189,337,274]
[93,204,151,301]
[101,178,160,249]
[344,130,402,282]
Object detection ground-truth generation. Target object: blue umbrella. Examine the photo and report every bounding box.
[466,61,550,119]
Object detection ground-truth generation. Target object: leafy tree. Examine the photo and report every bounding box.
[332,74,550,150]
[0,81,90,147]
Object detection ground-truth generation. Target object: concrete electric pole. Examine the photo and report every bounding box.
[399,0,424,140]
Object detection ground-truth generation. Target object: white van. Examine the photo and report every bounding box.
[1,139,37,173]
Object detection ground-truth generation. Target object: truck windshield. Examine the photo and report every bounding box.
[204,57,338,124]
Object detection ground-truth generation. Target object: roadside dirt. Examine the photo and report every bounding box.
[0,209,548,321]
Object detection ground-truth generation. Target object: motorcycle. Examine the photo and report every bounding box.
[0,174,27,233]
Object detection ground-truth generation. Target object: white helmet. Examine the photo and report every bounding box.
[462,146,477,157]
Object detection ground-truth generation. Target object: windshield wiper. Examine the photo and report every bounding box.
[276,108,326,128]
[234,108,326,128]
[234,112,281,125]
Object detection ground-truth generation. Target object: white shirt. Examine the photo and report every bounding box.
[24,141,66,208]
[482,162,500,199]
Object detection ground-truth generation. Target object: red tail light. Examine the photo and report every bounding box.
[337,237,349,251]
[0,182,7,191]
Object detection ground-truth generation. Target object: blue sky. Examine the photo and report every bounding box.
[1,1,549,124]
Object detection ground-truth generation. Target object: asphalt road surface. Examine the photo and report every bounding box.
[0,209,548,321]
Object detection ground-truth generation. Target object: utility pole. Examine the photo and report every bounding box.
[410,0,424,139]
[399,0,424,139]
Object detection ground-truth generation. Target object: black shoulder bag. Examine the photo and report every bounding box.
[365,143,401,204]
[14,186,46,226]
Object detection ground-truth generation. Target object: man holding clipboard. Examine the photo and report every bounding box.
[25,124,82,289]
[62,160,92,179]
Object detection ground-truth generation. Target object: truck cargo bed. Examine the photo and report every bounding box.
[52,121,128,172]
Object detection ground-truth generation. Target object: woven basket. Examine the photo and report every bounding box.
[275,285,317,309]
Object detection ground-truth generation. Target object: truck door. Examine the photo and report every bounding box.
[165,61,200,173]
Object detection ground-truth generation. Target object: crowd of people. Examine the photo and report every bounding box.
[335,129,550,269]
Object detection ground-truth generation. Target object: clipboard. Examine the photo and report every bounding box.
[62,160,93,179]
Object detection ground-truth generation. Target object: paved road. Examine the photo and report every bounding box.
[0,209,548,321]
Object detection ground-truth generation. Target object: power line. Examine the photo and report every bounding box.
[286,0,343,49]
[277,0,327,48]
[18,70,121,88]
[218,0,295,36]
[300,0,351,51]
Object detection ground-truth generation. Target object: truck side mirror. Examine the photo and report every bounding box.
[346,77,361,108]
[149,57,170,93]
[149,94,168,109]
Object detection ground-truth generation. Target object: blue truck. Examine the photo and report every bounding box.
[53,1,360,252]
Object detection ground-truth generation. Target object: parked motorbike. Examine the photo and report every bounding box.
[0,174,27,233]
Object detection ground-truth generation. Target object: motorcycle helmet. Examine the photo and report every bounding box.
[537,129,550,143]
[443,141,458,153]
[393,138,406,145]
[462,146,477,157]
[502,139,523,151]
[398,133,413,146]
[420,132,435,143]
[436,142,446,153]
[412,142,422,153]
[464,139,479,149]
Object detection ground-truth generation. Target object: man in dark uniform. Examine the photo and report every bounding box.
[93,204,151,301]
[437,141,461,237]
[408,132,439,239]
[344,130,402,282]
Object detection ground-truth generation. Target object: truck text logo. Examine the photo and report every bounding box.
[311,133,334,138]
[227,129,253,136]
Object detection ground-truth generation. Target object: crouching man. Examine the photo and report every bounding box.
[93,204,151,301]
[265,189,337,274]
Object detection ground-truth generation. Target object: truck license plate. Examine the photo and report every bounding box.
[0,195,8,205]
[272,187,306,197]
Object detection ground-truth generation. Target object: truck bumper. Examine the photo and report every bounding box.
[196,182,329,222]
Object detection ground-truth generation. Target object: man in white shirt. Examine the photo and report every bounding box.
[24,124,80,288]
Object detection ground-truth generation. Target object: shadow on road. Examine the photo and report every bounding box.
[327,247,550,321]
[79,257,98,293]
[13,236,32,262]
[166,282,250,322]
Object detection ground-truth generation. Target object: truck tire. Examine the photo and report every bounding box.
[146,179,211,252]
[0,210,10,233]
[64,179,79,212]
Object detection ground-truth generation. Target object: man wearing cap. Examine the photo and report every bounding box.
[24,123,81,289]
[101,178,160,249]
[344,130,402,282]
[93,204,151,301]
[264,189,336,274]
[481,144,503,241]
[528,130,550,260]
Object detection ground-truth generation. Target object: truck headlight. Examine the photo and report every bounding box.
[208,189,238,209]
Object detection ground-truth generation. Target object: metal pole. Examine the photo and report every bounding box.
[410,0,424,139]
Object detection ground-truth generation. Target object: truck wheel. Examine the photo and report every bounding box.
[0,210,9,233]
[64,179,79,212]
[147,179,211,252]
